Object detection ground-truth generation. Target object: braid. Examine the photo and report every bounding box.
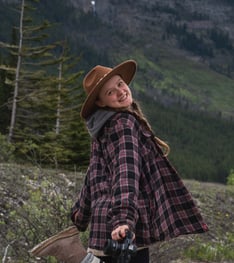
[100,101,170,156]
[129,100,170,156]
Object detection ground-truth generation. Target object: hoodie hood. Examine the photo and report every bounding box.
[86,109,116,138]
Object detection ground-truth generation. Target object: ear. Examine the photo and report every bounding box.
[95,100,106,107]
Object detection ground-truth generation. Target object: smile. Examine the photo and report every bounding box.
[119,93,128,102]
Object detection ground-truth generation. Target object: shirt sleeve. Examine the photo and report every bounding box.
[71,167,92,231]
[106,115,141,231]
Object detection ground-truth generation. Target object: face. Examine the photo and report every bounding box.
[96,75,133,109]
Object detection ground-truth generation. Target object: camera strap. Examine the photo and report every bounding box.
[80,252,103,263]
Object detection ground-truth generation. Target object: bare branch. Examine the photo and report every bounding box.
[2,240,15,263]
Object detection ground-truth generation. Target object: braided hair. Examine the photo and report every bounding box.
[128,100,170,156]
[97,100,170,156]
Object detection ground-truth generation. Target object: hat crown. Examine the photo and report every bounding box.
[83,65,112,95]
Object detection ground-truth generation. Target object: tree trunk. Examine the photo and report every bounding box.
[8,0,24,142]
[55,61,62,135]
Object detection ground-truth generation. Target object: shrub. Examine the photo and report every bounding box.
[0,165,81,262]
[0,133,15,162]
[185,234,234,261]
[227,169,234,185]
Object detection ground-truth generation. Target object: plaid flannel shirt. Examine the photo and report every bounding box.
[71,112,208,251]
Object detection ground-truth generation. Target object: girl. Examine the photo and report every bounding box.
[71,60,208,263]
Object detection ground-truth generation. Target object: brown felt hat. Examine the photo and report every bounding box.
[81,59,137,119]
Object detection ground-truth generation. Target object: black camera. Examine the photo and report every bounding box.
[103,231,137,263]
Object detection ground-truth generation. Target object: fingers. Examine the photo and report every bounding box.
[111,225,128,240]
[111,225,135,241]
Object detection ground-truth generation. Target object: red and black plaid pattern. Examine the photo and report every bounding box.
[71,112,208,251]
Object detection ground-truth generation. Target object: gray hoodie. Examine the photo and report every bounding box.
[86,109,116,138]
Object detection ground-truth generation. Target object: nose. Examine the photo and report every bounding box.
[116,87,124,95]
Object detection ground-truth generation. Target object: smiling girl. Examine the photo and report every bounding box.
[71,60,208,263]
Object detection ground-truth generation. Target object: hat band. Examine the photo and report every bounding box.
[96,72,109,87]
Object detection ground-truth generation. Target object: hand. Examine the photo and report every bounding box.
[111,225,135,241]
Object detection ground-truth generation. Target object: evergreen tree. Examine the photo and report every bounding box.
[0,29,18,134]
[32,43,90,168]
[0,59,11,134]
[0,0,58,143]
[0,0,90,167]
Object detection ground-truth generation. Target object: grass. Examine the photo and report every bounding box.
[183,181,234,262]
[1,163,234,262]
[185,234,234,262]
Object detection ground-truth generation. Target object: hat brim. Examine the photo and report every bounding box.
[80,60,137,119]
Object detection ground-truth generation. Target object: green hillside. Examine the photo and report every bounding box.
[0,163,233,262]
[122,47,234,120]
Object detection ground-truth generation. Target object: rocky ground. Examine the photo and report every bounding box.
[0,163,234,263]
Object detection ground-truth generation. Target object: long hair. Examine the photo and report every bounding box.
[128,100,170,156]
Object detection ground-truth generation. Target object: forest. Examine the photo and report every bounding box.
[0,0,234,183]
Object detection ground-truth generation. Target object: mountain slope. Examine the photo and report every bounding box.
[1,0,234,119]
[52,0,234,119]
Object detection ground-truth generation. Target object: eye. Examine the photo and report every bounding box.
[118,80,124,87]
[107,90,114,96]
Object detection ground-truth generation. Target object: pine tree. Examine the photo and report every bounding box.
[0,57,11,134]
[34,43,90,168]
[0,0,58,143]
[0,0,90,167]
[0,28,18,134]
